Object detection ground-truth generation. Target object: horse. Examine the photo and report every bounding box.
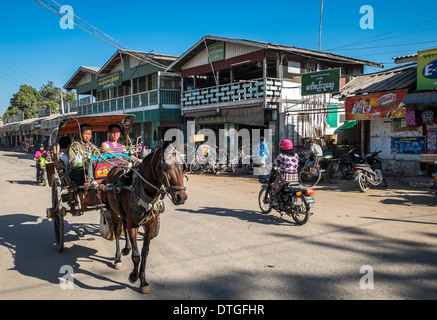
[105,140,187,294]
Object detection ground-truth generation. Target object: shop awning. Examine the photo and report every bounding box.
[403,92,437,104]
[339,120,357,130]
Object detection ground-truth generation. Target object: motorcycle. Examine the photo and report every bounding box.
[328,147,363,183]
[258,167,315,225]
[353,144,388,192]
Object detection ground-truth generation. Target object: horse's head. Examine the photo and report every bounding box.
[143,141,187,205]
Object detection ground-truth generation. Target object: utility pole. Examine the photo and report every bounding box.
[60,88,64,115]
[318,0,324,51]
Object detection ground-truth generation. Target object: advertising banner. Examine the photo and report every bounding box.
[301,68,340,96]
[391,136,426,155]
[417,48,437,91]
[345,89,408,121]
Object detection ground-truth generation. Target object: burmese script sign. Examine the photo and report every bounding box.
[345,90,408,121]
[301,68,340,96]
[97,71,122,91]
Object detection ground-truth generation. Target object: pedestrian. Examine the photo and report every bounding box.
[257,136,269,167]
[272,139,299,206]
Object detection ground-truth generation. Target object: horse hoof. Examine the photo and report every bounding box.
[114,262,123,270]
[122,248,131,256]
[140,285,151,294]
[129,273,138,284]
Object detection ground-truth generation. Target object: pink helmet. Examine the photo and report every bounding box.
[281,139,293,150]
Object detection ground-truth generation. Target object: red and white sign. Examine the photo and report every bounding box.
[345,89,408,121]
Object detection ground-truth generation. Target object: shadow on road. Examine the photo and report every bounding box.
[0,213,134,295]
[175,206,299,226]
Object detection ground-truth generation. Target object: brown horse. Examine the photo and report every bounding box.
[105,141,187,293]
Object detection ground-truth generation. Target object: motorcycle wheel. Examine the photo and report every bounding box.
[291,195,310,225]
[258,187,272,214]
[190,159,200,174]
[357,172,370,192]
[299,165,321,187]
[327,162,342,184]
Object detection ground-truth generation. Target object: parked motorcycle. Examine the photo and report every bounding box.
[258,167,315,225]
[328,147,363,183]
[353,144,388,192]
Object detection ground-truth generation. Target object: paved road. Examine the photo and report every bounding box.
[0,150,436,300]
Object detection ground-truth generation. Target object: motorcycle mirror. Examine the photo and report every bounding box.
[375,143,379,149]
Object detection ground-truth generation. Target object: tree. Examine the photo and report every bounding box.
[2,81,77,119]
[8,85,41,119]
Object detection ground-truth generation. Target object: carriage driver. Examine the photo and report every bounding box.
[67,123,99,185]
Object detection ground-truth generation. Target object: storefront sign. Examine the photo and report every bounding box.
[208,42,225,63]
[301,68,340,96]
[391,136,426,155]
[417,48,437,91]
[345,90,408,120]
[97,71,122,91]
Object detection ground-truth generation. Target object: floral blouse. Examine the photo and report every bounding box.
[273,152,299,174]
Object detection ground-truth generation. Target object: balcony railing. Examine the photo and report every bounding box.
[181,77,282,108]
[77,89,180,116]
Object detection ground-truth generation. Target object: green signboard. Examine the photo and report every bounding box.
[326,104,338,127]
[208,42,225,63]
[97,71,122,92]
[417,48,437,91]
[301,68,341,96]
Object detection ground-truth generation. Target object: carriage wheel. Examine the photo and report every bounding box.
[51,174,64,252]
[53,207,65,252]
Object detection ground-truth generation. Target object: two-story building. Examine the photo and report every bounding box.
[64,50,182,147]
[168,35,382,153]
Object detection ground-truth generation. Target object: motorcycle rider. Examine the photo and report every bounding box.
[272,139,299,206]
[34,144,48,181]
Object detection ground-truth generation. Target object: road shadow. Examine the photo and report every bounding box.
[0,213,133,295]
[147,218,437,299]
[175,206,298,226]
[1,152,35,161]
[6,179,44,186]
[368,190,437,207]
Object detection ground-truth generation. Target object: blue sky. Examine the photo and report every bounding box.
[1,0,436,116]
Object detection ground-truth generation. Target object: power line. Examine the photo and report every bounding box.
[327,40,437,51]
[35,0,171,71]
[325,17,437,51]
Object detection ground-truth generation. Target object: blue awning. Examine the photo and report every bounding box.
[403,92,437,104]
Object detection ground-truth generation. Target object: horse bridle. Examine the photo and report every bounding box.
[143,146,187,198]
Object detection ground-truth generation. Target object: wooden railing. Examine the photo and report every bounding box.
[77,89,180,116]
[180,78,282,108]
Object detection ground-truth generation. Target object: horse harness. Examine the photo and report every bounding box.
[115,147,186,226]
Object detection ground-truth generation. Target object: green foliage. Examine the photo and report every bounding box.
[2,81,75,119]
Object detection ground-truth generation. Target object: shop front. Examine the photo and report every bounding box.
[345,89,437,176]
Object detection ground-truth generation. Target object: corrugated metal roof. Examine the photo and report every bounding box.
[169,35,383,71]
[404,91,437,104]
[340,65,417,97]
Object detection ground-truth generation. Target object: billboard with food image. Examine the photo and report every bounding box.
[345,89,408,121]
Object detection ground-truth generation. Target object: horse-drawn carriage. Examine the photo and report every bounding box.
[45,114,139,252]
[45,114,187,293]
